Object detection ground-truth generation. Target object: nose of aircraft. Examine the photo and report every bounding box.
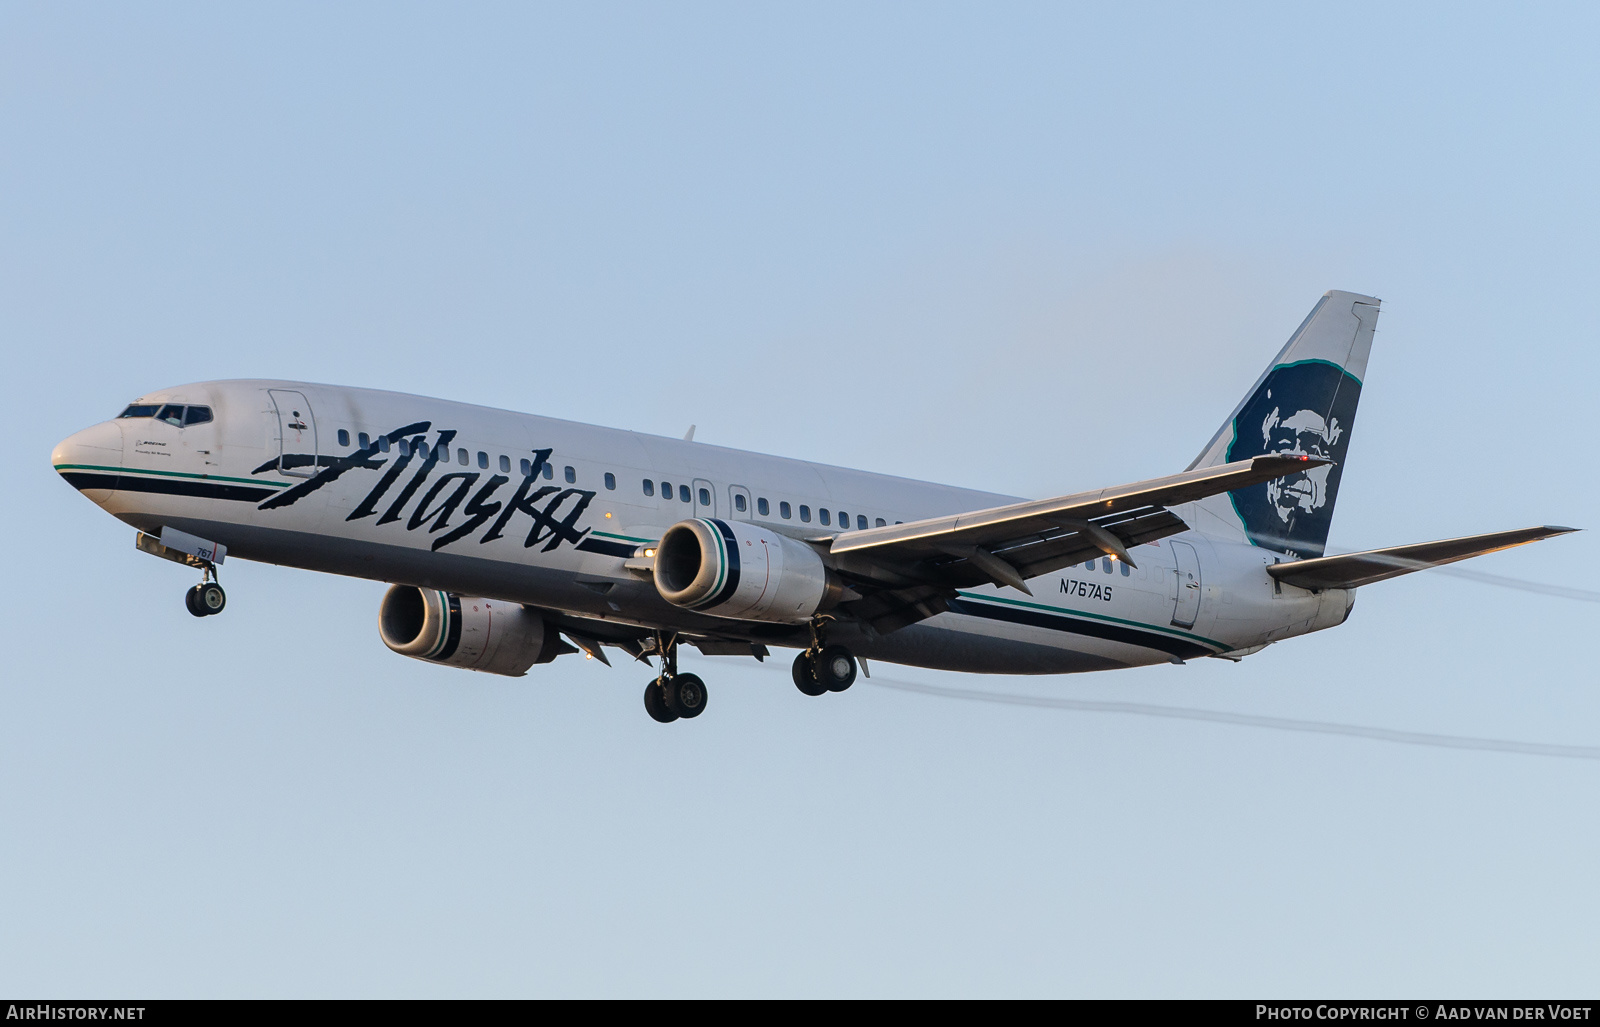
[53,421,125,500]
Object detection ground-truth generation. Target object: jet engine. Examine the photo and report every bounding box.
[653,517,842,623]
[378,585,555,676]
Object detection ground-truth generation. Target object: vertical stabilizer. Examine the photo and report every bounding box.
[1187,290,1380,558]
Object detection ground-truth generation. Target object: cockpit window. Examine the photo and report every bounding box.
[119,403,213,425]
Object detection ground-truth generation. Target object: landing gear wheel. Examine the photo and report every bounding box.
[817,645,857,692]
[644,681,679,723]
[185,585,207,618]
[198,582,226,616]
[792,652,828,696]
[664,673,708,719]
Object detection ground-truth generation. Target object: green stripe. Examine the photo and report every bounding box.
[592,530,657,544]
[54,463,289,490]
[1274,357,1362,387]
[425,591,452,659]
[954,590,1228,651]
[704,519,727,602]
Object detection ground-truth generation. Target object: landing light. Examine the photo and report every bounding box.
[644,548,656,558]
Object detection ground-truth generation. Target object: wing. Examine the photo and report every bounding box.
[828,454,1327,634]
[1266,526,1577,591]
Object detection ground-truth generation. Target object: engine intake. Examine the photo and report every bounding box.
[654,518,839,623]
[378,585,554,676]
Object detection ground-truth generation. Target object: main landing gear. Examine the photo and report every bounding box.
[185,565,226,618]
[792,617,857,697]
[642,634,708,724]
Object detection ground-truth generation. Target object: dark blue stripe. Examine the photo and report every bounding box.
[706,518,742,608]
[947,597,1215,661]
[433,594,464,661]
[60,471,279,503]
[576,537,636,558]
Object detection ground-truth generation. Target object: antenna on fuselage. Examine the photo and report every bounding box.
[683,425,696,442]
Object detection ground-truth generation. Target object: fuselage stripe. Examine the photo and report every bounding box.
[946,597,1220,661]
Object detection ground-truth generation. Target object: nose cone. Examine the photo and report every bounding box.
[53,421,125,502]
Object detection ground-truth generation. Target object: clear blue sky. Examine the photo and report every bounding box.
[3,2,1597,997]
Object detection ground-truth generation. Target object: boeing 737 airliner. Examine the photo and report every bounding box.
[52,291,1573,722]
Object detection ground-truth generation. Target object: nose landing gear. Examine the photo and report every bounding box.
[186,580,226,617]
[185,567,225,618]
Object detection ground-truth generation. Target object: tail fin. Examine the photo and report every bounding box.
[1187,290,1380,558]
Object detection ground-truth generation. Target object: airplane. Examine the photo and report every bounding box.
[51,290,1574,723]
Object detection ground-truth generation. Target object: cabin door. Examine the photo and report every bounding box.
[1170,540,1202,628]
[268,389,318,478]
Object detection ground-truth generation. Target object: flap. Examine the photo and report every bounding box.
[828,454,1322,599]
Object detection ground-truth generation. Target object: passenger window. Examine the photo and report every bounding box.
[521,458,532,476]
[735,494,746,512]
[698,487,710,505]
[157,404,185,426]
[643,479,655,497]
[1120,561,1131,577]
[359,432,371,449]
[757,498,769,516]
[679,484,691,503]
[542,463,553,480]
[1084,560,1095,570]
[564,466,576,483]
[379,437,391,454]
[819,509,831,526]
[477,451,488,469]
[799,505,811,523]
[417,442,430,459]
[1102,558,1113,573]
[875,518,885,527]
[337,429,350,447]
[837,511,847,527]
[780,502,791,519]
[605,472,616,490]
[661,481,672,498]
[857,515,868,530]
[500,455,511,473]
[118,404,160,418]
[184,406,213,426]
[455,448,466,466]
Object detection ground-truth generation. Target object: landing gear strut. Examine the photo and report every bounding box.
[792,616,857,696]
[185,564,225,618]
[642,633,708,723]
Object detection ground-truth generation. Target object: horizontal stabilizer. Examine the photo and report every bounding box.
[1267,526,1578,591]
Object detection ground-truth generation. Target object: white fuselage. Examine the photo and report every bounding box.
[53,380,1354,674]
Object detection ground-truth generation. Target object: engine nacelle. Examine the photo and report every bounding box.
[654,517,839,624]
[378,585,554,676]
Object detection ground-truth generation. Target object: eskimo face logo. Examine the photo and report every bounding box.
[1226,361,1360,558]
[1261,404,1341,521]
